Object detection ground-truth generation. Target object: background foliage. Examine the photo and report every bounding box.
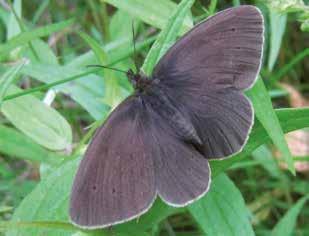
[0,0,308,235]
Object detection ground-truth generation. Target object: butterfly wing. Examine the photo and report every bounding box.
[70,97,156,228]
[152,5,264,159]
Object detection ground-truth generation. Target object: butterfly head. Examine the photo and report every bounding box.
[127,69,151,92]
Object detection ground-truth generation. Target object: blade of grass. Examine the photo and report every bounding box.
[78,31,122,108]
[32,0,50,24]
[269,48,309,86]
[0,19,74,56]
[141,0,195,75]
[271,195,308,236]
[246,78,295,174]
[268,10,287,71]
[78,31,108,64]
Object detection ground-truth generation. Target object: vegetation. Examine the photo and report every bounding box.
[0,0,308,235]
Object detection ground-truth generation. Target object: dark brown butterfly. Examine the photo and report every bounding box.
[70,5,264,229]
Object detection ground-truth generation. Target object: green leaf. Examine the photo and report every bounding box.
[252,145,282,179]
[24,39,59,65]
[211,107,309,176]
[109,10,135,41]
[1,85,72,151]
[271,195,308,236]
[78,31,108,65]
[78,31,122,109]
[247,78,295,174]
[0,61,25,104]
[189,174,254,236]
[104,0,193,35]
[67,36,155,68]
[7,0,22,39]
[268,10,287,71]
[141,0,195,75]
[0,19,74,56]
[0,125,64,165]
[6,158,80,236]
[21,65,108,120]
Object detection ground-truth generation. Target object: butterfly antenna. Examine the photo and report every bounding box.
[132,21,139,73]
[86,65,128,74]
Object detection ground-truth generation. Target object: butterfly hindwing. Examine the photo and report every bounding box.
[142,93,211,206]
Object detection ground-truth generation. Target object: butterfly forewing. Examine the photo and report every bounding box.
[70,97,156,228]
[153,5,264,159]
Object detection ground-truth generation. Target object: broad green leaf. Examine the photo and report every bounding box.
[104,0,193,34]
[0,61,25,104]
[0,125,64,165]
[271,195,308,236]
[21,65,108,120]
[1,85,72,151]
[0,19,74,56]
[247,78,295,174]
[268,10,287,71]
[24,39,59,65]
[189,174,254,236]
[142,0,195,75]
[7,0,22,39]
[211,107,309,176]
[6,158,80,236]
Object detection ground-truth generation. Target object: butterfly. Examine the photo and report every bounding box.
[70,5,264,229]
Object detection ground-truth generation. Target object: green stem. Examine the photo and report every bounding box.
[100,1,110,42]
[2,68,100,101]
[9,2,40,61]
